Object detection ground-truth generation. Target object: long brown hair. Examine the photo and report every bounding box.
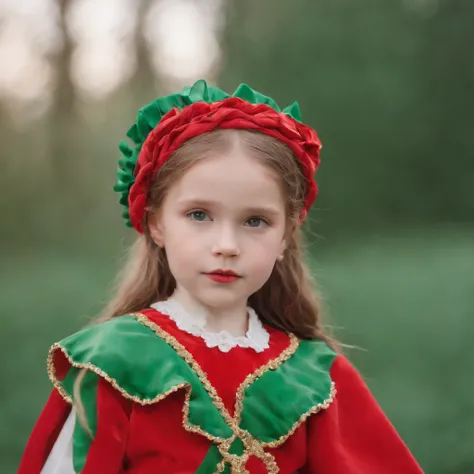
[74,129,337,431]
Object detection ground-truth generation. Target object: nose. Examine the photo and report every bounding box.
[211,224,241,257]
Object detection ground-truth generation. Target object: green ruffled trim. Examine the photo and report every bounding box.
[51,315,234,440]
[62,369,99,472]
[114,80,303,228]
[50,312,336,472]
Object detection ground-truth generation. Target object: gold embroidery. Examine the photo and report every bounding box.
[132,313,284,473]
[47,343,223,444]
[233,334,299,427]
[47,312,336,473]
[231,333,336,451]
[239,429,279,473]
[214,460,226,474]
[48,344,189,405]
[216,435,250,474]
[262,382,337,448]
[132,313,236,426]
[180,385,226,443]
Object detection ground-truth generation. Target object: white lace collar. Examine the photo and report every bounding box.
[150,298,270,353]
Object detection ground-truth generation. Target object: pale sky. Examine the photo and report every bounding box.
[0,0,223,109]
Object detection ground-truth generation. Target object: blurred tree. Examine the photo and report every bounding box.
[220,2,474,472]
[132,0,157,104]
[1,2,473,472]
[412,0,474,224]
[51,0,76,185]
[220,0,474,239]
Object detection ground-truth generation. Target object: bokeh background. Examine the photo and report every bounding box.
[1,0,473,472]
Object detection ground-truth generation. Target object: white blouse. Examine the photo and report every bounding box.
[150,298,270,352]
[41,410,75,474]
[40,300,269,473]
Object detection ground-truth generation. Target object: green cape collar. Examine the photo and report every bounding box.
[48,313,337,465]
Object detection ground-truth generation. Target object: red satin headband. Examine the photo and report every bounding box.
[115,82,322,233]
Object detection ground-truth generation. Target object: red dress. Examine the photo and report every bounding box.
[18,307,424,473]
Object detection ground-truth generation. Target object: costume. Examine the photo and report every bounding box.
[19,299,423,473]
[19,81,424,473]
[113,80,321,232]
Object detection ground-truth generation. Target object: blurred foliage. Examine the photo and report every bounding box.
[313,232,474,474]
[1,0,473,473]
[221,0,474,239]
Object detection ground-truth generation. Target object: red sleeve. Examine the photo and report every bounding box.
[18,378,131,474]
[18,389,71,474]
[80,377,131,474]
[302,355,424,474]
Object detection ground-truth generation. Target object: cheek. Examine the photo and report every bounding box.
[245,235,283,266]
[163,226,202,264]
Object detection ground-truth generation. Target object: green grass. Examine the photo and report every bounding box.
[2,229,473,473]
[311,231,474,474]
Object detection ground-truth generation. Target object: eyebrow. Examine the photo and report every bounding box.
[177,199,282,217]
[244,206,282,218]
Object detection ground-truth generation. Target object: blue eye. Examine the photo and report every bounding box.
[188,210,209,222]
[246,217,268,228]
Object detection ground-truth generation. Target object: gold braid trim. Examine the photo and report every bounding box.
[132,313,235,424]
[47,313,336,473]
[261,381,337,448]
[216,435,250,474]
[47,343,189,406]
[132,313,287,473]
[47,341,224,444]
[233,333,299,426]
[232,333,336,449]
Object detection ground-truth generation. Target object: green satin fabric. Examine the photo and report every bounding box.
[62,368,99,472]
[54,314,336,470]
[240,339,336,443]
[195,444,224,473]
[114,79,303,227]
[57,315,233,439]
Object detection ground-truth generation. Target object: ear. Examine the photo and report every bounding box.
[148,213,165,248]
[277,237,287,261]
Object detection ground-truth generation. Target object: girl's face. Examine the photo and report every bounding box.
[149,148,287,313]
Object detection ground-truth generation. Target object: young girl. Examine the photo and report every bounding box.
[18,80,423,474]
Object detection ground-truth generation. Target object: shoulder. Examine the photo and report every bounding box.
[48,312,189,404]
[56,310,179,357]
[279,345,374,416]
[326,354,385,413]
[292,338,339,377]
[56,314,159,362]
[329,354,368,389]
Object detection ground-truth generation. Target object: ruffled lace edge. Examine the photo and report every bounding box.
[150,298,270,353]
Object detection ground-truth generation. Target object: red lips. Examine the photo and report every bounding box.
[205,269,241,283]
[209,269,240,276]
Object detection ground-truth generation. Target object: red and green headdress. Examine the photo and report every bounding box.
[114,80,322,233]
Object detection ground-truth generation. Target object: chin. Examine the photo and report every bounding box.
[194,289,248,310]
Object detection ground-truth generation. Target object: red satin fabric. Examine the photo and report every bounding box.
[18,389,70,474]
[129,98,322,232]
[18,310,423,473]
[302,355,424,474]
